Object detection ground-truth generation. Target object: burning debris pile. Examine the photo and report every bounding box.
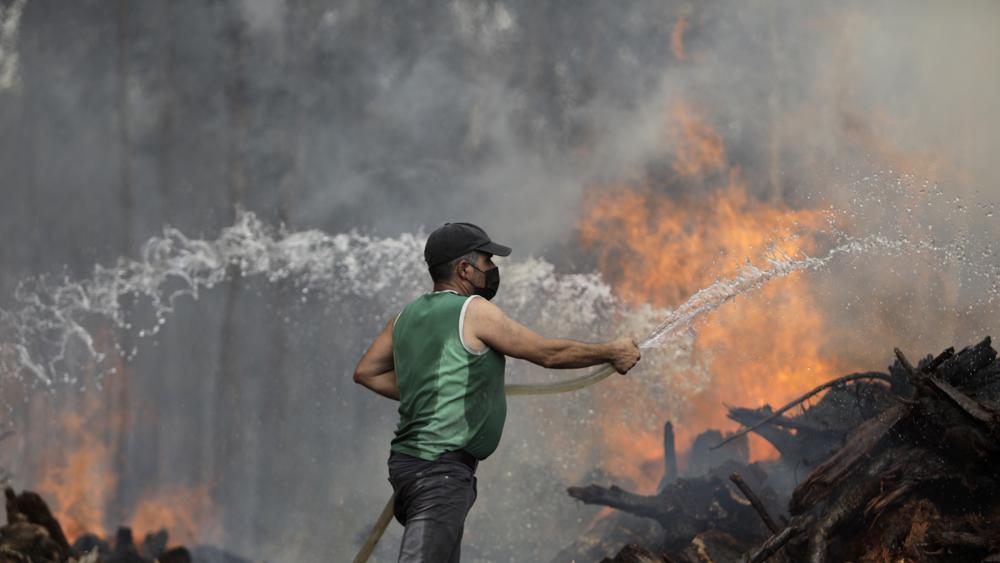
[0,488,250,563]
[562,337,1000,563]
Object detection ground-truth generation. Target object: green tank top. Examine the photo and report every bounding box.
[390,291,507,461]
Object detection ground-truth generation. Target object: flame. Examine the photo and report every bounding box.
[36,328,124,540]
[36,408,114,540]
[129,484,222,547]
[34,327,221,546]
[671,17,688,61]
[577,101,855,490]
[670,101,726,179]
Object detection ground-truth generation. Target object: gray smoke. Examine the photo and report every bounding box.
[1,1,999,561]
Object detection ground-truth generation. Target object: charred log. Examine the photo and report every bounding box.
[568,337,1000,563]
[789,404,904,514]
[740,523,801,563]
[728,474,779,534]
[783,338,1000,562]
[569,462,778,552]
[4,487,71,559]
[715,373,893,451]
[0,512,63,563]
[0,487,248,563]
[661,422,678,489]
[550,511,663,563]
[599,544,673,563]
[679,530,747,563]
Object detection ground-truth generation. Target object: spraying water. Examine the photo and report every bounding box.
[1,211,427,389]
[4,175,996,396]
[0,208,906,398]
[2,179,999,560]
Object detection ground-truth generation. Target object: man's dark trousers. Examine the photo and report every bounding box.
[388,451,478,563]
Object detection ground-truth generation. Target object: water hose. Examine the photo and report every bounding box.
[504,363,618,396]
[351,362,619,563]
[352,491,398,563]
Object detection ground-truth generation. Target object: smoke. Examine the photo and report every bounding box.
[1,0,1000,561]
[0,0,25,90]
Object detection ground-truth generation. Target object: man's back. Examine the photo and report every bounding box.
[391,291,507,461]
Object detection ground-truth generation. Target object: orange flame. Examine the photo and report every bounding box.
[129,484,222,547]
[671,17,689,61]
[670,101,726,179]
[34,328,221,547]
[36,409,114,540]
[36,329,123,540]
[577,101,856,490]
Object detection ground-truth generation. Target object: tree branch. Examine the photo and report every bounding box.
[713,373,891,450]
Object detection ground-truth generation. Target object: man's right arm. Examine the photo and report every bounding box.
[466,297,640,374]
[352,316,401,400]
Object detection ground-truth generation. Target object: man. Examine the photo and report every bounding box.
[353,222,641,562]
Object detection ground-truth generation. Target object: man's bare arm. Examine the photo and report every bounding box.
[353,317,401,400]
[467,298,640,374]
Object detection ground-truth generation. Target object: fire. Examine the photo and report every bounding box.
[130,484,221,547]
[671,16,688,61]
[577,101,856,490]
[670,101,726,179]
[38,402,221,545]
[36,329,124,541]
[34,327,221,547]
[36,409,114,540]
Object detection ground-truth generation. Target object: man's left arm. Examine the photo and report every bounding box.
[353,316,400,401]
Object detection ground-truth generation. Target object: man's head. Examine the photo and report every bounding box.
[425,222,511,298]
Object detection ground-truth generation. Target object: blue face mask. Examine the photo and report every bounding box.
[467,263,500,300]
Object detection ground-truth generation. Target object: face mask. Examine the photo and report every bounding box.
[467,263,500,300]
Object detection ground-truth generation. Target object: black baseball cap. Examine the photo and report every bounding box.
[424,222,512,267]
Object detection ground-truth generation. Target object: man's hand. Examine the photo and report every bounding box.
[609,336,641,374]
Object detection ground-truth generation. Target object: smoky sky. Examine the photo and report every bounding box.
[1,1,1000,561]
[3,1,999,278]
